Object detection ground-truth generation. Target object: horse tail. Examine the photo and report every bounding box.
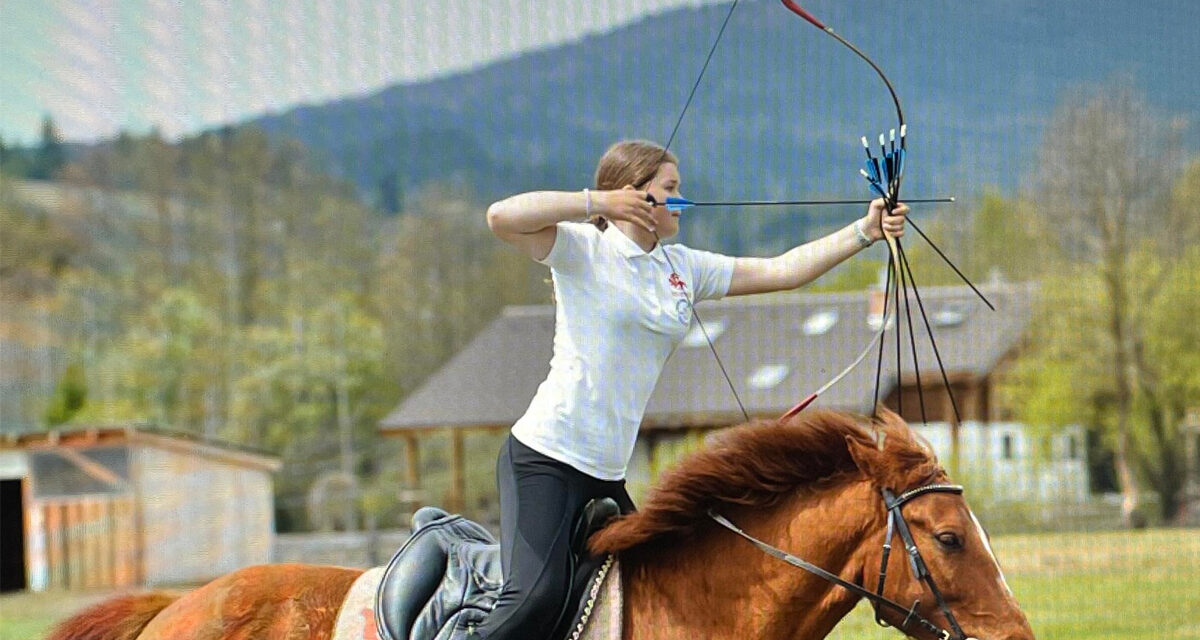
[44,592,178,640]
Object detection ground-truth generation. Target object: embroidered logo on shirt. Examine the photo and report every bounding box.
[675,298,691,324]
[669,272,691,323]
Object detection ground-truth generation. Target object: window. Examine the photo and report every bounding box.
[1001,434,1014,460]
[1192,433,1200,478]
[803,309,838,335]
[747,364,790,390]
[931,302,968,327]
[682,318,726,348]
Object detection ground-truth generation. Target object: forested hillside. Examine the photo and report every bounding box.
[0,129,543,529]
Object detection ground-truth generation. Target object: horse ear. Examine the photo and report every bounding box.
[845,434,885,485]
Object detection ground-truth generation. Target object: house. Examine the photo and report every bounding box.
[378,282,1086,517]
[1184,408,1200,524]
[910,421,1088,503]
[0,425,279,592]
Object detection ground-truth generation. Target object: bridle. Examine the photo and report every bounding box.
[709,482,973,640]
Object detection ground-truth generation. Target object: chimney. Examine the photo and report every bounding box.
[868,287,887,330]
[867,265,890,330]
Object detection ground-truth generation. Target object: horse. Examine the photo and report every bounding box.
[46,409,1035,640]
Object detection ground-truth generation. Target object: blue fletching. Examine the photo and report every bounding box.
[863,159,881,184]
[664,196,695,211]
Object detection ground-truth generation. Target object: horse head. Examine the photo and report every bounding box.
[843,410,1035,640]
[590,409,1036,639]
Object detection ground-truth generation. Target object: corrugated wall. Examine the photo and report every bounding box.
[32,496,139,590]
[134,445,274,585]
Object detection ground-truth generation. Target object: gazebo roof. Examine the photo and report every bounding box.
[381,283,1036,433]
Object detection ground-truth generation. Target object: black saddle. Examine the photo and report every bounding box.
[375,498,620,640]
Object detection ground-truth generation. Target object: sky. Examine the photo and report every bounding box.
[0,0,727,144]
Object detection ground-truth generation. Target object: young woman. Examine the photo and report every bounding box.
[474,140,908,640]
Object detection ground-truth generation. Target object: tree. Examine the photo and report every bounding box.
[896,190,1050,289]
[374,187,542,395]
[31,115,66,180]
[1001,84,1197,524]
[44,362,87,426]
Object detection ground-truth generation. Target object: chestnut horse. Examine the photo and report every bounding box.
[47,410,1034,640]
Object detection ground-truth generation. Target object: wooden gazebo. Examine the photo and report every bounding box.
[380,284,1035,519]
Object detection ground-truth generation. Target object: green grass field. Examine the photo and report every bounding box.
[3,529,1196,639]
[829,528,1200,639]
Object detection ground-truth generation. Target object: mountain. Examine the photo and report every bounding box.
[244,0,1200,251]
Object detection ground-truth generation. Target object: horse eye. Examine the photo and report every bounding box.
[936,532,963,549]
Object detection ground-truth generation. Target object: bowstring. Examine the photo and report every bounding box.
[648,0,750,423]
[644,1,982,426]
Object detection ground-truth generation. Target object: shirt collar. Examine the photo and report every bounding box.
[604,224,667,263]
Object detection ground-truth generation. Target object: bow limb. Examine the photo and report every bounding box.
[883,226,903,290]
[778,1,910,420]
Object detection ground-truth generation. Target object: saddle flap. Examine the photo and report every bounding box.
[376,509,499,640]
[376,498,621,640]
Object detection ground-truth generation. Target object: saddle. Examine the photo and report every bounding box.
[375,498,620,640]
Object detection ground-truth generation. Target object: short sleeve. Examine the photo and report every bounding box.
[537,222,597,272]
[674,245,735,301]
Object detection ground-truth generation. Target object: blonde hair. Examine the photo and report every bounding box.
[591,140,677,230]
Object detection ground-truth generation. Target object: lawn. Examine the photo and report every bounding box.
[0,589,114,640]
[828,528,1200,639]
[3,528,1197,639]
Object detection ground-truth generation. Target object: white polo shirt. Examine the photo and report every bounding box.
[511,222,735,480]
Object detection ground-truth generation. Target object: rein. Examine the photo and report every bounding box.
[709,482,972,640]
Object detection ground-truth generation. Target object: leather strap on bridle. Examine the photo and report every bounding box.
[879,486,969,640]
[709,482,970,640]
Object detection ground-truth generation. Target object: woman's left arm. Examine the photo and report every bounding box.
[726,199,908,297]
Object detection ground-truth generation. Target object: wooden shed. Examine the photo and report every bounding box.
[0,425,279,592]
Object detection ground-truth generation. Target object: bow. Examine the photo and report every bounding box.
[778,0,910,420]
[651,1,991,425]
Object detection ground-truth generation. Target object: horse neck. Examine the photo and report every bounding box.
[622,479,883,640]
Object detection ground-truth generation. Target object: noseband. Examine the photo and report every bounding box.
[709,482,971,640]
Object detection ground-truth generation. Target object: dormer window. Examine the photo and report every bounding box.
[682,318,727,347]
[747,364,790,390]
[803,309,838,335]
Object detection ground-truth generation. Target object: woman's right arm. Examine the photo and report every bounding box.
[486,189,655,261]
[486,191,590,261]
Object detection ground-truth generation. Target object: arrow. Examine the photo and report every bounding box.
[652,195,956,211]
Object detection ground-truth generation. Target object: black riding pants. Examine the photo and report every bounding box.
[471,435,635,640]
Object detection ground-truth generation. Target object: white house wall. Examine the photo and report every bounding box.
[912,421,1088,503]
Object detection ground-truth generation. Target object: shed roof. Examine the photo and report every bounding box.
[380,283,1036,432]
[0,424,281,472]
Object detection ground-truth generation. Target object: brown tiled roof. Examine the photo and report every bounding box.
[379,283,1036,432]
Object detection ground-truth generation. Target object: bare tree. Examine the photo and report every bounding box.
[1036,82,1190,524]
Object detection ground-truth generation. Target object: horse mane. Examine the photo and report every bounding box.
[589,409,940,558]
